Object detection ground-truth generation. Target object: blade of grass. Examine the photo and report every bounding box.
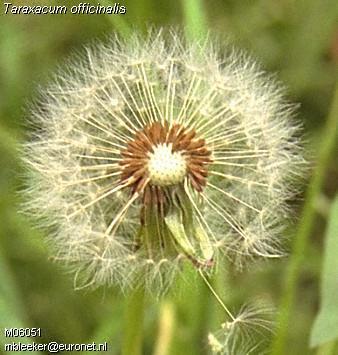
[310,195,338,347]
[271,83,338,354]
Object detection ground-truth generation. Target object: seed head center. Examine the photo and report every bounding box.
[148,143,187,186]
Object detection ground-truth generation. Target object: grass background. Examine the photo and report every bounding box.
[0,0,337,354]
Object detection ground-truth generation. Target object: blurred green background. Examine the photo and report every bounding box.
[0,1,337,354]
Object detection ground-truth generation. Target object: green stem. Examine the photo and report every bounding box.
[181,0,208,41]
[121,288,145,355]
[271,84,338,354]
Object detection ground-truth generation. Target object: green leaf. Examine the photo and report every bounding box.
[310,194,338,347]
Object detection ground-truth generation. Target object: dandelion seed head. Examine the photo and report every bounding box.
[22,29,305,294]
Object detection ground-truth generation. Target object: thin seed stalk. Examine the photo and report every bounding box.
[271,84,338,354]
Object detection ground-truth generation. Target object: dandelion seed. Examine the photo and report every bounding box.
[22,29,304,315]
[208,302,275,354]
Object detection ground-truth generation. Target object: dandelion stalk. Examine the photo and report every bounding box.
[122,287,145,355]
[271,84,338,355]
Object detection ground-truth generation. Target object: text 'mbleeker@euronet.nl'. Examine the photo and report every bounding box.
[3,328,108,352]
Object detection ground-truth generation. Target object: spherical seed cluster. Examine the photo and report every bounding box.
[148,144,187,186]
[22,30,305,293]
